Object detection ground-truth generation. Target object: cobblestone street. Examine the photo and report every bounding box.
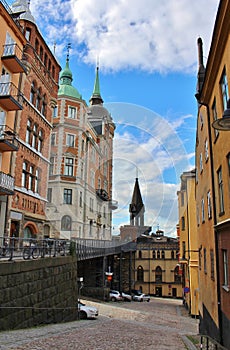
[0,298,199,350]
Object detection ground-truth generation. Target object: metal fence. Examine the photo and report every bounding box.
[200,335,228,350]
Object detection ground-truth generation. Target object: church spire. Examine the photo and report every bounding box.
[11,0,35,23]
[89,66,104,105]
[129,177,145,226]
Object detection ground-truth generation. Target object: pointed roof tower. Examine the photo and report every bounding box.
[11,0,35,23]
[129,178,145,226]
[89,66,104,105]
[58,52,82,99]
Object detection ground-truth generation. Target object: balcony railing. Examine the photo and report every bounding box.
[0,124,18,152]
[0,82,23,110]
[1,43,26,73]
[96,188,109,201]
[0,171,14,195]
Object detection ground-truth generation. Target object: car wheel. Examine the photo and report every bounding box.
[147,299,150,302]
[79,311,87,319]
[111,297,116,302]
[140,299,143,302]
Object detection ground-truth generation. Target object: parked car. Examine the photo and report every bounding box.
[122,291,132,301]
[133,293,150,302]
[110,290,123,301]
[78,301,98,319]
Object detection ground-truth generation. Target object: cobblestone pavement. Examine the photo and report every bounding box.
[0,298,199,350]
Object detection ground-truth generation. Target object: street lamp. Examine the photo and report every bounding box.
[212,99,230,130]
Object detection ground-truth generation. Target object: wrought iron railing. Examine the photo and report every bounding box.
[200,335,228,350]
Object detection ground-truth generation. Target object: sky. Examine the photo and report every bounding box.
[9,0,220,237]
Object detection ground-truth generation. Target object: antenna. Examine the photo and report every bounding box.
[53,42,56,54]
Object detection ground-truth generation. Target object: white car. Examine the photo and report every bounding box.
[122,292,132,301]
[109,290,123,301]
[78,301,98,319]
[133,293,150,302]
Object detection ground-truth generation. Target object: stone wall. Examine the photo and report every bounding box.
[0,256,78,331]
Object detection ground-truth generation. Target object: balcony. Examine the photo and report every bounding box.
[109,200,118,210]
[0,82,23,111]
[96,188,109,201]
[0,125,18,152]
[0,171,14,195]
[1,44,26,74]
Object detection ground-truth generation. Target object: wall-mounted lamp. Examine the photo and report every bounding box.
[212,99,230,131]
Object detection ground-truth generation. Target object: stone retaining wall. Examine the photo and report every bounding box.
[0,257,78,331]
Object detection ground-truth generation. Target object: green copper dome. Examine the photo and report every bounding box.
[58,59,82,99]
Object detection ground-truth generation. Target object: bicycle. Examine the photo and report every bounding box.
[0,244,13,260]
[23,243,40,260]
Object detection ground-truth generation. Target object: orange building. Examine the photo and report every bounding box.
[5,1,60,240]
[0,0,27,241]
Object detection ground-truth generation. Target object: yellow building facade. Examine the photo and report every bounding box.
[177,170,199,317]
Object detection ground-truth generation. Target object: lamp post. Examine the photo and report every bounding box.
[212,99,230,130]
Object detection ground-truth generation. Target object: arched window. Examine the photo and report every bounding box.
[35,38,39,53]
[30,82,36,104]
[26,119,32,144]
[171,250,175,259]
[137,265,144,282]
[38,129,43,152]
[152,250,156,259]
[157,250,160,259]
[41,94,47,116]
[44,224,50,238]
[174,266,181,283]
[32,124,38,149]
[161,250,165,259]
[61,215,72,230]
[155,266,162,282]
[138,250,142,259]
[36,88,41,111]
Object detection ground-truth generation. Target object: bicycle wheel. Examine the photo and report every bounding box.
[32,247,39,259]
[23,247,31,260]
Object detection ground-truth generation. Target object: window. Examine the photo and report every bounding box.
[61,215,71,230]
[66,134,75,147]
[47,188,52,202]
[200,113,204,128]
[53,105,58,118]
[171,251,175,259]
[89,220,93,236]
[204,248,207,274]
[227,153,230,176]
[63,189,72,204]
[79,191,82,207]
[36,88,41,111]
[38,130,43,152]
[220,69,229,111]
[30,82,35,104]
[41,95,46,116]
[207,191,212,219]
[155,266,162,282]
[35,169,39,193]
[181,216,185,230]
[204,139,209,161]
[200,153,203,173]
[28,165,33,190]
[137,266,144,282]
[210,249,215,281]
[64,158,74,176]
[51,133,56,146]
[212,98,219,138]
[201,198,205,223]
[68,106,76,119]
[161,251,165,259]
[32,124,37,149]
[22,162,27,187]
[217,167,224,214]
[157,250,160,259]
[81,140,85,152]
[152,250,156,259]
[49,157,54,175]
[223,250,229,287]
[90,170,94,187]
[89,198,94,212]
[174,266,181,283]
[196,204,200,226]
[25,28,31,41]
[26,119,32,144]
[138,251,142,259]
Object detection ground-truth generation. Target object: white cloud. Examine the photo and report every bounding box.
[26,0,219,73]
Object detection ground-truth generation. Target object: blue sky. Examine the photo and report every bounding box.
[9,0,219,236]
